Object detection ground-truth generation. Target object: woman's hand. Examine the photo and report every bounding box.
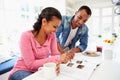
[65,51,75,61]
[60,51,75,63]
[55,62,60,75]
[60,53,68,63]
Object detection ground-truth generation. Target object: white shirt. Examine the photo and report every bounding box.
[64,27,78,47]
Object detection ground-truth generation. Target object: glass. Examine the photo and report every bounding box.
[96,46,102,52]
[103,43,114,60]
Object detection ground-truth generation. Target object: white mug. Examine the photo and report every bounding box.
[39,62,57,80]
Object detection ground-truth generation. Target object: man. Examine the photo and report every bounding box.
[56,5,92,53]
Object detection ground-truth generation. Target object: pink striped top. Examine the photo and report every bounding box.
[9,30,60,79]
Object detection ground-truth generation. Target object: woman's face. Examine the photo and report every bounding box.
[42,16,61,35]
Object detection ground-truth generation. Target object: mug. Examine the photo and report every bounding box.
[39,62,57,80]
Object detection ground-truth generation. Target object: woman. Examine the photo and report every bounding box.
[9,7,74,80]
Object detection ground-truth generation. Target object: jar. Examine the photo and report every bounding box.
[103,43,114,60]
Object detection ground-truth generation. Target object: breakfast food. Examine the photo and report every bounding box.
[103,39,115,44]
[85,51,96,55]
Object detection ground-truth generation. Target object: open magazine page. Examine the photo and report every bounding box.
[23,53,102,80]
[58,55,101,80]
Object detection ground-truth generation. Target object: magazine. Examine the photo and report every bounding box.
[58,58,101,80]
[23,53,102,80]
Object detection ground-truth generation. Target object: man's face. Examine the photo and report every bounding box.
[73,9,91,27]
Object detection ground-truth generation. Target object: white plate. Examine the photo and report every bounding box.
[83,51,101,57]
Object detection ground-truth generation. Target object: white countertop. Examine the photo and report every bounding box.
[23,53,120,80]
[90,60,120,80]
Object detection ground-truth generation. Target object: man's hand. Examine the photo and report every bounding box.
[70,48,81,53]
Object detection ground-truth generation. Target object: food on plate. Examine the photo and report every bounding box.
[103,39,115,44]
[85,51,96,55]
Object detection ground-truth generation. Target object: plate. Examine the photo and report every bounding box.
[83,51,101,57]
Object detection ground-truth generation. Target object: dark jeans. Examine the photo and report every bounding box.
[9,70,33,80]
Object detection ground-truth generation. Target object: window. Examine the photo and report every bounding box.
[0,0,65,55]
[102,17,112,34]
[87,8,100,36]
[88,6,120,37]
[114,15,120,34]
[102,7,112,16]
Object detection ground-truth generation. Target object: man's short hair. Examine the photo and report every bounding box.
[78,5,92,15]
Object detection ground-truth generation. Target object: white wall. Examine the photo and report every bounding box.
[66,0,113,15]
[0,0,66,54]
